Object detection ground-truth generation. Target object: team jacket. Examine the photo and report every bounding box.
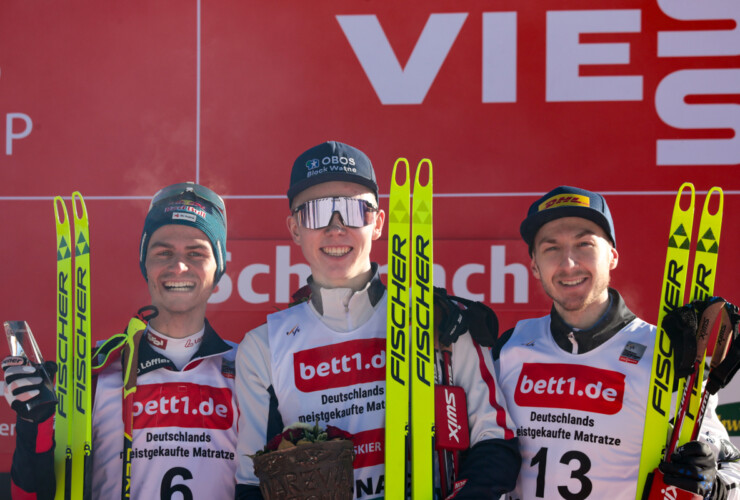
[235,269,520,500]
[11,319,238,500]
[493,289,740,500]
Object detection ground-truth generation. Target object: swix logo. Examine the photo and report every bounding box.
[538,194,590,212]
[446,390,461,443]
[146,331,167,349]
[515,363,625,415]
[434,385,469,450]
[294,338,385,392]
[132,382,234,430]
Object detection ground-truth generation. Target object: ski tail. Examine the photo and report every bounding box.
[411,159,434,500]
[53,197,73,500]
[636,183,695,499]
[385,158,411,498]
[676,187,723,447]
[70,192,92,500]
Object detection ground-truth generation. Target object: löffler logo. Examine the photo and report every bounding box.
[294,338,385,392]
[515,363,625,415]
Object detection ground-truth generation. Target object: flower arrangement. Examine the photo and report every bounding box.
[254,421,353,456]
[251,422,356,500]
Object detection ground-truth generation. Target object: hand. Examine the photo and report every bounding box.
[433,288,499,347]
[662,297,727,379]
[659,441,717,498]
[2,356,57,422]
[434,287,469,345]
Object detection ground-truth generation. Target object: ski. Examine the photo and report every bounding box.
[410,159,433,500]
[53,198,73,500]
[386,158,411,499]
[676,187,723,447]
[636,182,695,499]
[53,193,91,500]
[71,192,92,500]
[386,158,434,498]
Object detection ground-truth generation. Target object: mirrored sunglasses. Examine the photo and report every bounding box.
[293,197,378,229]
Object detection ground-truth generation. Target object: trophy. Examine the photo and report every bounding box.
[3,321,58,421]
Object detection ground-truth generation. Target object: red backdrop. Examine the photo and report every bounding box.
[0,0,738,473]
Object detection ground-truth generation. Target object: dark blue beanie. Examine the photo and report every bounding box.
[139,182,227,283]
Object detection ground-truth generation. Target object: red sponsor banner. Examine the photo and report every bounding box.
[514,363,626,415]
[132,382,234,430]
[352,428,384,469]
[294,339,385,392]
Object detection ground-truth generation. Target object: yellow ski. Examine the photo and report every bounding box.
[637,183,695,499]
[411,159,434,500]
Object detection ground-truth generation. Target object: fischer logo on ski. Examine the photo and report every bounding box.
[385,158,435,499]
[385,158,411,499]
[637,184,725,499]
[54,192,92,500]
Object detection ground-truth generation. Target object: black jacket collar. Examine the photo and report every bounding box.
[550,288,637,354]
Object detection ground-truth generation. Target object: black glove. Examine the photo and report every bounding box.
[434,287,469,346]
[2,356,58,423]
[659,441,717,498]
[433,287,499,347]
[662,298,724,379]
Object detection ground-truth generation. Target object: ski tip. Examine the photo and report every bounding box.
[703,187,723,218]
[53,197,70,225]
[71,192,88,222]
[414,159,432,188]
[392,158,410,188]
[675,183,695,214]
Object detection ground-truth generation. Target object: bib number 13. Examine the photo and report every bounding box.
[531,447,592,499]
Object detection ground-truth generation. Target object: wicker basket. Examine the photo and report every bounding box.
[253,440,355,500]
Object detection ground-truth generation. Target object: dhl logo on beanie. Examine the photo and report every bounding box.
[539,193,590,212]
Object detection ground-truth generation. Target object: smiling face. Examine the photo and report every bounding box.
[530,217,619,329]
[287,181,385,290]
[145,224,217,335]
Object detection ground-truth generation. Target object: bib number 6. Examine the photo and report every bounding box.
[161,466,194,500]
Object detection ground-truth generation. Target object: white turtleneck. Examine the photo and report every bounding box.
[145,325,205,370]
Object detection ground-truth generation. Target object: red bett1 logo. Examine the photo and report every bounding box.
[133,382,234,430]
[514,363,625,415]
[294,338,385,392]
